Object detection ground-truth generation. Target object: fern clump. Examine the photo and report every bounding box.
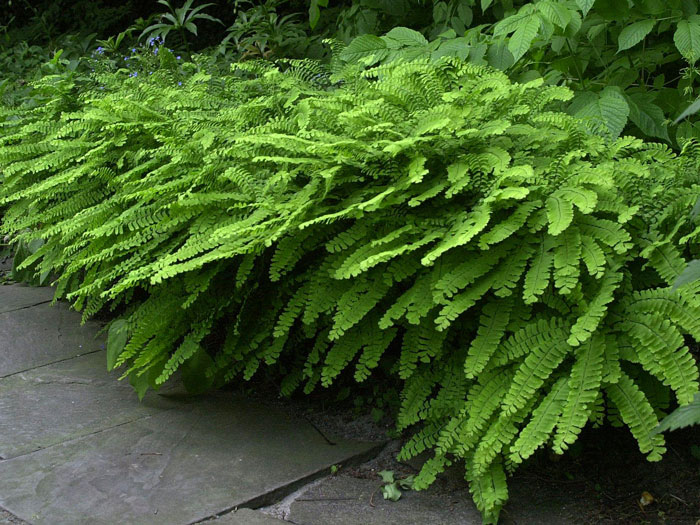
[1,58,699,523]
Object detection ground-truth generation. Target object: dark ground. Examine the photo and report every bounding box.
[250,386,700,525]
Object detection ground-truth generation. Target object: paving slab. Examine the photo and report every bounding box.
[0,284,55,315]
[204,509,286,524]
[0,351,183,459]
[0,395,381,525]
[286,476,481,525]
[0,298,102,378]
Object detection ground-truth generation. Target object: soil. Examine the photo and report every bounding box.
[246,386,700,524]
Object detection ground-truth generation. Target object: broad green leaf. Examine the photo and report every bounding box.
[308,0,328,29]
[378,470,395,483]
[618,19,655,51]
[673,259,700,289]
[508,14,541,62]
[494,6,536,37]
[674,97,700,123]
[537,1,572,29]
[487,40,515,70]
[482,0,494,12]
[575,0,595,17]
[384,27,429,47]
[340,34,389,63]
[674,17,700,63]
[181,345,215,394]
[569,87,630,139]
[626,92,670,141]
[382,483,402,501]
[432,37,470,60]
[107,319,128,371]
[652,392,700,434]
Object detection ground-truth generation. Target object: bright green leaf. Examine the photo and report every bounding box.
[674,18,700,63]
[618,19,655,51]
[569,88,630,139]
[508,14,541,62]
[576,0,595,17]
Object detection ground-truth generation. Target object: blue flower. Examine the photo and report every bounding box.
[131,48,136,53]
[124,57,129,61]
[154,47,159,55]
[176,56,181,60]
[178,81,182,86]
[96,46,104,55]
[130,72,138,77]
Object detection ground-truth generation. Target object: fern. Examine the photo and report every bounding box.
[2,56,699,524]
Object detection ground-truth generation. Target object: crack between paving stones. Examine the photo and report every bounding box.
[302,416,337,446]
[0,299,53,316]
[0,349,103,380]
[187,441,386,525]
[0,413,169,461]
[0,504,27,524]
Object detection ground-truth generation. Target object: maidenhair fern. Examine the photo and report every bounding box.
[1,57,699,523]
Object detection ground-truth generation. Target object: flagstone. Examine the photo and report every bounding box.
[0,351,181,459]
[0,395,381,525]
[0,298,102,378]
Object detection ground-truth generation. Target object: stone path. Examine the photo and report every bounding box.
[0,284,381,525]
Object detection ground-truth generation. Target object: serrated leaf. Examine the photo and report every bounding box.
[487,40,515,70]
[626,92,670,141]
[673,259,700,289]
[618,19,655,52]
[674,97,700,123]
[537,1,572,29]
[384,27,428,47]
[569,87,630,139]
[508,14,541,62]
[576,0,595,17]
[674,18,700,63]
[340,34,389,64]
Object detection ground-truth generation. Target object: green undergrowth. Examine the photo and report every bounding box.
[1,57,700,522]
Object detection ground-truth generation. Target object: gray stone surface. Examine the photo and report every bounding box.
[287,476,481,525]
[205,509,286,524]
[0,395,381,525]
[0,299,103,378]
[0,284,54,315]
[0,351,181,459]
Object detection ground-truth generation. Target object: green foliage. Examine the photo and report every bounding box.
[653,392,700,433]
[2,55,700,523]
[220,0,316,60]
[140,0,223,52]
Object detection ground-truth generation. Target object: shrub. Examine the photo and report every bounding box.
[1,58,699,522]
